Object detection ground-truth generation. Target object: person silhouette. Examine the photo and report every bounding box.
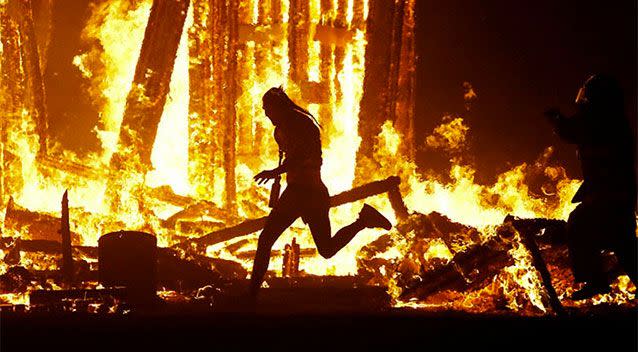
[249,87,392,297]
[545,74,637,300]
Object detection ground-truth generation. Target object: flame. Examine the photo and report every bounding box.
[0,0,634,316]
[82,0,152,161]
[145,3,193,195]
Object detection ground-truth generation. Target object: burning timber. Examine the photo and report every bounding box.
[175,176,408,250]
[0,0,635,319]
[357,211,574,314]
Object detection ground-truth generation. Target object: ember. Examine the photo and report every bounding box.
[0,0,635,339]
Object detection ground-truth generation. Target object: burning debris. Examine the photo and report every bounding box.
[0,0,634,318]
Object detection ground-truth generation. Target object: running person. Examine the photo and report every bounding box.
[250,87,392,296]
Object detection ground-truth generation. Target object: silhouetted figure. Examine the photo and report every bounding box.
[249,87,392,297]
[545,74,637,300]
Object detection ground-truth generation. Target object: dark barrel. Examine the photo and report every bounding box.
[98,231,157,300]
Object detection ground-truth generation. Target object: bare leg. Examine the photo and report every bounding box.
[249,210,298,296]
[307,210,365,259]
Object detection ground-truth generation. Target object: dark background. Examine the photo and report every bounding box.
[414,0,637,182]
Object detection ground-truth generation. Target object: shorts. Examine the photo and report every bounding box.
[272,182,330,224]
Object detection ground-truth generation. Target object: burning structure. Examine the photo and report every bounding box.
[0,0,635,325]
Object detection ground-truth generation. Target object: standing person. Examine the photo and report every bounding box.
[250,87,392,297]
[545,74,637,300]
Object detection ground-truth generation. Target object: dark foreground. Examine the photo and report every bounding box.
[2,308,636,351]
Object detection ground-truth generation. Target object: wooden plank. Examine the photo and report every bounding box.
[175,176,403,249]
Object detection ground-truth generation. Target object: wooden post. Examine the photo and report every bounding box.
[318,0,335,139]
[332,0,347,102]
[60,190,74,286]
[352,0,366,30]
[288,0,310,84]
[394,0,416,160]
[355,0,398,181]
[0,1,47,201]
[518,228,566,316]
[188,0,219,200]
[111,0,190,170]
[386,0,406,125]
[217,0,239,218]
[12,0,49,156]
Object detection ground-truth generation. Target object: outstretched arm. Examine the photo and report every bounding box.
[544,108,585,144]
[254,151,287,185]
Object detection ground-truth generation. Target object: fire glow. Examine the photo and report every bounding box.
[0,0,634,314]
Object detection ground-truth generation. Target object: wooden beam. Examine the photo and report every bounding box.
[188,0,218,200]
[210,0,239,218]
[175,176,405,250]
[9,0,49,156]
[394,0,416,160]
[355,0,398,180]
[517,224,566,316]
[112,0,190,170]
[287,0,310,83]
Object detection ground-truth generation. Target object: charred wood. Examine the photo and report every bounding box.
[0,237,97,258]
[398,240,514,300]
[162,200,227,229]
[508,219,566,315]
[0,236,243,290]
[356,0,400,179]
[175,220,226,236]
[4,197,81,243]
[329,176,401,207]
[158,249,245,289]
[394,0,416,159]
[235,247,317,260]
[505,215,567,245]
[0,266,34,292]
[287,0,310,83]
[29,287,128,306]
[394,211,482,252]
[175,176,405,250]
[3,0,48,155]
[112,0,190,169]
[60,190,73,285]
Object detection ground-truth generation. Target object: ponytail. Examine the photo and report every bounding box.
[263,86,321,129]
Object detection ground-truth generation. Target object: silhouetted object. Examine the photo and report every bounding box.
[545,74,637,300]
[60,190,74,286]
[282,237,300,278]
[98,231,157,304]
[250,87,392,297]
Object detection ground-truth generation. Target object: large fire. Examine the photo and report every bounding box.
[0,0,634,315]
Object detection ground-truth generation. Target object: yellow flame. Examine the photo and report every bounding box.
[146,3,193,195]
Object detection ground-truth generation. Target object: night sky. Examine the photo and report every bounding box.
[43,1,637,182]
[414,0,637,182]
